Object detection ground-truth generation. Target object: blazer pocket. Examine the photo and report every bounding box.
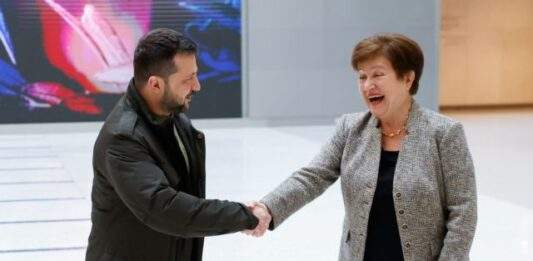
[342,230,357,257]
[340,233,355,260]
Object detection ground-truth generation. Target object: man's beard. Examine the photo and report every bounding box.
[161,86,187,114]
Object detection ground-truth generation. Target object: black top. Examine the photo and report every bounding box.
[364,150,404,261]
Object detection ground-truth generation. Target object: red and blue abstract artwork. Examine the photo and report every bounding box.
[0,0,241,123]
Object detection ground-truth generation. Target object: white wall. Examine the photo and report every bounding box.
[245,0,439,119]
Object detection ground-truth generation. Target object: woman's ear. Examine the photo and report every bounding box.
[404,70,415,90]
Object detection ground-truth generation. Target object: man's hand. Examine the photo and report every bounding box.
[243,201,271,237]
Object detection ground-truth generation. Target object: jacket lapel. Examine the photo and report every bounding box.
[394,101,422,189]
[174,114,205,197]
[173,117,195,175]
[363,114,383,188]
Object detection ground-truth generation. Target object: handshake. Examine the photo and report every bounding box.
[243,201,272,237]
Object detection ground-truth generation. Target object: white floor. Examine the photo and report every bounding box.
[0,110,532,260]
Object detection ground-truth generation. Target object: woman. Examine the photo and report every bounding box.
[254,34,477,261]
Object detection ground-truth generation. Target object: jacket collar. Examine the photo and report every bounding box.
[126,78,173,127]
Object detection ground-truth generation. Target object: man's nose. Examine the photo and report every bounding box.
[192,78,201,92]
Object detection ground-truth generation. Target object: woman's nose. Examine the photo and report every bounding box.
[361,78,375,91]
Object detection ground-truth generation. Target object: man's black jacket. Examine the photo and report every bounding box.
[86,79,258,261]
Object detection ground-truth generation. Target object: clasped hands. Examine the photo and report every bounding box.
[243,201,271,237]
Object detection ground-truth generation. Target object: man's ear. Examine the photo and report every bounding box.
[147,76,163,93]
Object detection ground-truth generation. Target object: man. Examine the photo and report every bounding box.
[86,28,266,261]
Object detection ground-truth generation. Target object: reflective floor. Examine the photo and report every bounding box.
[0,109,532,260]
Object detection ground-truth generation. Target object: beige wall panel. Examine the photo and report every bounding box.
[439,34,468,104]
[502,29,533,104]
[465,32,503,104]
[440,0,533,106]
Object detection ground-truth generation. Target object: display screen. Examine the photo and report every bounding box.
[0,0,242,123]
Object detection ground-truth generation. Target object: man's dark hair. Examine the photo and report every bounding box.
[133,28,197,87]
